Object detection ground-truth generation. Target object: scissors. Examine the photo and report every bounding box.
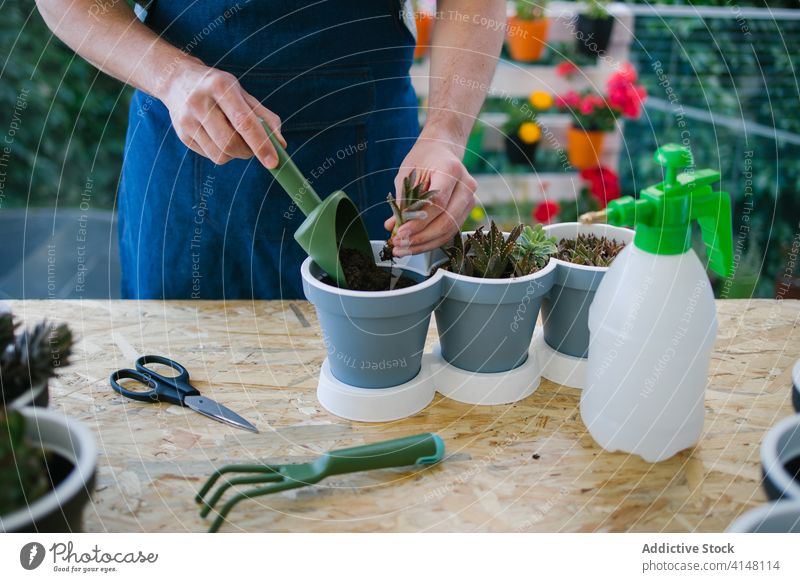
[109,355,258,433]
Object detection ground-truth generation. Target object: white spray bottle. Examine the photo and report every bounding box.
[580,144,734,462]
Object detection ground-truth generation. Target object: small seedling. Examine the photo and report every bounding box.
[380,169,438,261]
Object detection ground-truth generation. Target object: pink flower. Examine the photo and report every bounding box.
[558,90,581,109]
[606,63,647,120]
[609,63,638,85]
[556,61,578,77]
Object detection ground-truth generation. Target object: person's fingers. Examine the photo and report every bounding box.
[245,94,285,146]
[395,168,457,239]
[243,92,286,148]
[394,231,455,257]
[384,215,396,232]
[217,90,277,167]
[200,106,251,159]
[189,124,232,165]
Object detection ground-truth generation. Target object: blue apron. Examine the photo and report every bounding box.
[119,0,419,299]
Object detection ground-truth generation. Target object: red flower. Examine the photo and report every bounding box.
[533,200,561,224]
[555,61,578,77]
[609,63,638,85]
[580,167,620,208]
[606,64,647,120]
[556,90,581,110]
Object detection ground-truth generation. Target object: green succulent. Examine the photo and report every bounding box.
[557,234,625,267]
[443,221,556,279]
[381,169,439,261]
[512,225,558,275]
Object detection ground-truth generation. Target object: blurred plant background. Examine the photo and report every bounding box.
[0,0,130,210]
[0,0,797,298]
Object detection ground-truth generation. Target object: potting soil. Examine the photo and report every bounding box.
[322,248,418,291]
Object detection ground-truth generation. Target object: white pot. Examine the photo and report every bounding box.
[0,407,97,532]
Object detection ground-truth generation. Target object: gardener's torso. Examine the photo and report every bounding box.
[119,0,418,299]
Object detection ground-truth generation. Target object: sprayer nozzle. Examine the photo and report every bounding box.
[579,210,608,225]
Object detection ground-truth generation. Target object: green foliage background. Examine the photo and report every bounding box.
[0,1,130,210]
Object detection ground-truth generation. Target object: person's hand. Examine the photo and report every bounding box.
[161,60,286,167]
[384,133,476,257]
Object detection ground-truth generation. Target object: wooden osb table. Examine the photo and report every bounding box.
[9,299,800,532]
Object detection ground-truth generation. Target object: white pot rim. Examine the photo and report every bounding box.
[760,414,800,500]
[439,251,558,284]
[0,407,97,532]
[544,222,635,273]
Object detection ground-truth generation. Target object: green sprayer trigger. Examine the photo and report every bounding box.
[605,144,734,277]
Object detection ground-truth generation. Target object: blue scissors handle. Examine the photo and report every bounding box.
[136,354,191,384]
[110,355,199,405]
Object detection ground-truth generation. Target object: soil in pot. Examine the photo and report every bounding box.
[321,248,418,291]
[786,455,800,484]
[557,234,625,266]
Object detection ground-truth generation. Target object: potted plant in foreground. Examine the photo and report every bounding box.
[0,314,97,533]
[540,225,630,359]
[507,0,549,62]
[302,172,444,389]
[533,167,632,361]
[556,64,647,170]
[436,222,558,373]
[576,0,614,57]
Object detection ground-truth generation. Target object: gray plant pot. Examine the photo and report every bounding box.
[541,223,634,358]
[0,407,97,533]
[761,414,800,501]
[792,359,799,413]
[301,242,444,389]
[727,501,800,532]
[434,235,557,373]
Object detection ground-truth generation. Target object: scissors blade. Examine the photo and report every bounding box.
[183,395,258,433]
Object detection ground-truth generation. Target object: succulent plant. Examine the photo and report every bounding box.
[380,169,439,261]
[0,313,74,515]
[557,233,625,267]
[443,221,555,279]
[512,225,558,275]
[0,315,73,404]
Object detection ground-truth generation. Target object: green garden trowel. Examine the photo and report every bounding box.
[262,121,372,286]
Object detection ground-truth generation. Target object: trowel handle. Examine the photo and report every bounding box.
[262,120,322,217]
[320,433,445,477]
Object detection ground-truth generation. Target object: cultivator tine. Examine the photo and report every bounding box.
[195,464,282,504]
[208,481,298,533]
[198,472,285,518]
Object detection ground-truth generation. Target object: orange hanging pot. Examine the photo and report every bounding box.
[506,16,549,62]
[567,126,606,170]
[414,12,434,60]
